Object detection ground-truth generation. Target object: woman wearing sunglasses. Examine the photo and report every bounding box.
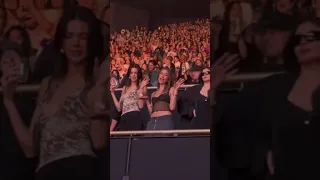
[178,67,212,129]
[178,51,240,129]
[261,17,320,180]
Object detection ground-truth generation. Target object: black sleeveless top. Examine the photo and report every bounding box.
[151,92,170,112]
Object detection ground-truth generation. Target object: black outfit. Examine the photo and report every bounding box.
[216,73,320,180]
[35,155,94,180]
[0,93,37,180]
[178,85,210,129]
[116,111,144,131]
[145,92,174,130]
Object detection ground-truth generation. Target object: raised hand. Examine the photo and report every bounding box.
[211,53,240,90]
[173,78,185,92]
[110,84,117,93]
[139,77,150,89]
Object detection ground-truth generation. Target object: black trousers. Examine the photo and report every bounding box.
[35,155,94,180]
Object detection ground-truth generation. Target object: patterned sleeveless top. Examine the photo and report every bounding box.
[120,88,140,115]
[31,84,96,171]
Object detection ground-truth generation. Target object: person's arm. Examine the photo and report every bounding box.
[111,88,123,112]
[145,93,154,115]
[238,36,248,59]
[137,86,147,109]
[267,150,274,175]
[169,87,179,111]
[110,119,118,132]
[3,77,49,158]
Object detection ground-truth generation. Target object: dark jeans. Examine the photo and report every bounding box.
[146,115,174,130]
[35,155,94,180]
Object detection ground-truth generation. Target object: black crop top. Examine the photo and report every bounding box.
[151,92,171,112]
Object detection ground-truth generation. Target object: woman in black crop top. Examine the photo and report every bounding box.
[143,67,185,130]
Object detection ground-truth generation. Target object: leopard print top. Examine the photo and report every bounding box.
[119,88,139,115]
[31,85,96,171]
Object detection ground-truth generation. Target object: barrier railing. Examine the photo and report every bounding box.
[0,72,283,93]
[110,129,210,136]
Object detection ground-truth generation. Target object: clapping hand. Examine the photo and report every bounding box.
[139,77,150,89]
[173,78,185,93]
[138,77,150,99]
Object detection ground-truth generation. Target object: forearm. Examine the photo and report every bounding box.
[111,93,121,111]
[238,37,248,59]
[137,88,145,109]
[110,119,118,132]
[3,99,35,157]
[169,93,178,111]
[146,100,152,115]
[90,120,108,150]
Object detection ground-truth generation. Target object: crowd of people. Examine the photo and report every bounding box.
[110,19,210,84]
[109,19,213,131]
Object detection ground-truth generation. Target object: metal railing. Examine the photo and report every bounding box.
[110,129,210,136]
[0,72,282,93]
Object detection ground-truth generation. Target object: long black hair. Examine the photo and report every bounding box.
[52,5,103,82]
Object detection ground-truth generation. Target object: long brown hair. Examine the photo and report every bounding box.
[156,67,174,92]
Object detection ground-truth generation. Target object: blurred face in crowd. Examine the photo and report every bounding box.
[294,21,320,64]
[313,0,320,11]
[195,59,203,66]
[229,3,242,23]
[111,59,115,65]
[51,0,64,8]
[148,62,155,71]
[8,29,24,45]
[142,64,147,71]
[0,49,23,83]
[63,19,89,65]
[201,68,210,82]
[191,70,201,80]
[16,6,37,30]
[158,68,170,84]
[276,0,295,14]
[263,29,291,58]
[112,70,118,77]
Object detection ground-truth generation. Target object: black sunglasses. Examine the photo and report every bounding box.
[293,31,320,46]
[202,71,210,76]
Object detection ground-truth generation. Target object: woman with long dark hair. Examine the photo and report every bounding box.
[213,1,248,61]
[1,6,108,179]
[144,67,185,130]
[110,63,148,131]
